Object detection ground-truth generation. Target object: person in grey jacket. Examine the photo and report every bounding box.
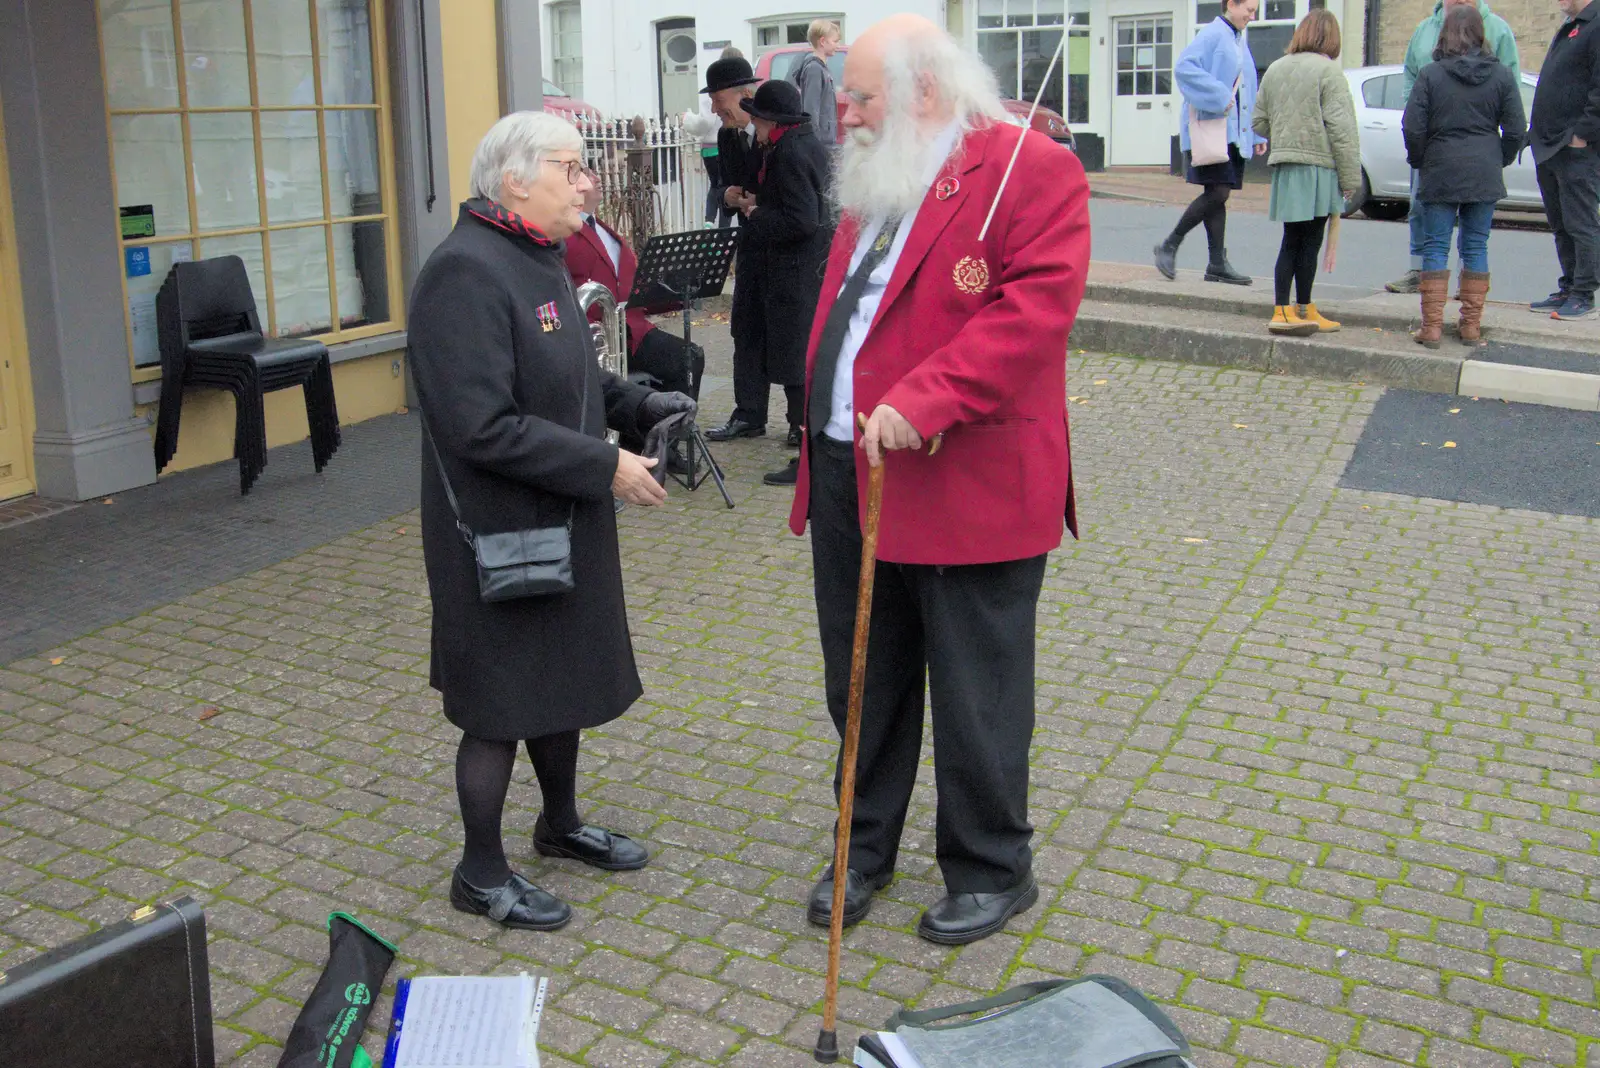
[1403,3,1526,346]
[791,19,841,146]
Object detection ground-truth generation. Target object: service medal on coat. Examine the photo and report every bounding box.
[952,255,990,295]
[537,301,562,332]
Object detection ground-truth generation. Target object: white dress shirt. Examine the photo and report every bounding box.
[581,213,623,276]
[822,121,964,442]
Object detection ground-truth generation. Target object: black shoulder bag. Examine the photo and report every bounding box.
[423,357,590,603]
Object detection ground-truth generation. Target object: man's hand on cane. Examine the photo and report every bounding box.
[860,404,922,467]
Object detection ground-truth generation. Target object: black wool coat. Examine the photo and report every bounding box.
[1528,0,1600,164]
[740,122,834,387]
[1403,53,1526,204]
[408,202,652,740]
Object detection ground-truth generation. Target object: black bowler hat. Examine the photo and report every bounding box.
[740,80,809,124]
[701,57,759,94]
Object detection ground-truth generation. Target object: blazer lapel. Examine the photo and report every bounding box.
[576,220,616,283]
[873,127,997,324]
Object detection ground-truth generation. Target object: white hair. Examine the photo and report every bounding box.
[468,110,583,202]
[834,31,1006,220]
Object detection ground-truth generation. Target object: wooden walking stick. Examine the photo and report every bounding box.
[814,451,887,1064]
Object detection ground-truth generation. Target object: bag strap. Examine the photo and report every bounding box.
[424,283,593,548]
[885,979,1068,1030]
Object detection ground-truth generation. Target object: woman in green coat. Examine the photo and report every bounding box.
[1251,9,1362,335]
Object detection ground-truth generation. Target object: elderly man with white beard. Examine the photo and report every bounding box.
[785,14,1090,945]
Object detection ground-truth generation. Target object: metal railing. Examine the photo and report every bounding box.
[571,114,713,247]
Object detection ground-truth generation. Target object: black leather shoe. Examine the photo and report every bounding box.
[1204,256,1252,286]
[533,818,649,871]
[763,458,799,486]
[706,418,765,441]
[917,876,1038,945]
[784,425,803,448]
[450,866,572,931]
[807,865,892,928]
[1153,240,1177,281]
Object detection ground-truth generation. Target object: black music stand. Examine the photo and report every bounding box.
[625,227,741,508]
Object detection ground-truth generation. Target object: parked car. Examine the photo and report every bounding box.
[752,44,1075,151]
[542,78,601,122]
[1341,64,1539,219]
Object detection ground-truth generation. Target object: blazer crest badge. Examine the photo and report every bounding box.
[952,255,990,295]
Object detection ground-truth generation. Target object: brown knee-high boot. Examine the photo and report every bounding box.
[1457,270,1491,344]
[1413,270,1450,349]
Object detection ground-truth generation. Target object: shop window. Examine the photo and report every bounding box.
[99,0,401,370]
[977,0,1090,125]
[549,2,583,101]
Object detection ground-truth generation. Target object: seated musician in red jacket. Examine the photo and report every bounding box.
[790,14,1090,945]
[564,170,705,401]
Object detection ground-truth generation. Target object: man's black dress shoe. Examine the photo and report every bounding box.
[762,458,799,486]
[533,818,649,871]
[450,866,571,931]
[706,418,765,441]
[917,875,1038,944]
[807,865,892,928]
[784,425,802,448]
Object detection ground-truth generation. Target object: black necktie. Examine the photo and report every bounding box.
[808,218,903,440]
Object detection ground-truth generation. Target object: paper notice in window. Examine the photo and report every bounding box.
[130,293,159,368]
[391,975,543,1068]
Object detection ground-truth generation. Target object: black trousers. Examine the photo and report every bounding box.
[631,327,705,399]
[1537,146,1600,300]
[808,434,1045,892]
[730,261,804,428]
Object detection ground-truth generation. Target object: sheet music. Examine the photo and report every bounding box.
[392,975,542,1068]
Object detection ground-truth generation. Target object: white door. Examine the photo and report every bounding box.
[658,23,698,120]
[1110,15,1177,166]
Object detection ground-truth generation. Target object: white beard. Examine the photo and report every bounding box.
[834,115,948,221]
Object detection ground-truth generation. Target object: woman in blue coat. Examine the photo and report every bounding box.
[1155,0,1266,285]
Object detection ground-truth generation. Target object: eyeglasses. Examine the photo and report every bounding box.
[845,89,879,108]
[543,158,584,184]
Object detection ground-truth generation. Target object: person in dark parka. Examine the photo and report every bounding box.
[1402,3,1526,345]
[407,111,696,932]
[736,79,834,487]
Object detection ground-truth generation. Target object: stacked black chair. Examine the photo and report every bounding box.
[153,256,340,494]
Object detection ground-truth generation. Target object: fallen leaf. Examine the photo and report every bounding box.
[1442,441,1457,448]
[1068,395,1082,402]
[1075,349,1086,354]
[1093,379,1108,385]
[102,498,114,505]
[49,657,64,666]
[396,528,407,535]
[1471,396,1480,400]
[1183,537,1207,544]
[1421,441,1430,445]
[1232,423,1249,429]
[1448,408,1461,414]
[395,405,410,415]
[197,706,221,722]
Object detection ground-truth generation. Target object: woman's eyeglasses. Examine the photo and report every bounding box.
[543,158,584,184]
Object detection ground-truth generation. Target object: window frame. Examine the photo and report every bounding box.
[975,0,1091,125]
[96,0,406,382]
[548,1,583,101]
[749,12,845,62]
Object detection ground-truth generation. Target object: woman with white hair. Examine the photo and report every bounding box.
[407,111,696,930]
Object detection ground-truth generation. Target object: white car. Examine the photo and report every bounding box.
[1342,64,1540,219]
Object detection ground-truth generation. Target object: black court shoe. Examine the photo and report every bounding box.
[533,817,649,871]
[916,875,1038,945]
[450,866,572,931]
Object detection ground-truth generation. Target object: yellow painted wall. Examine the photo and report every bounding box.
[439,0,503,206]
[139,351,408,475]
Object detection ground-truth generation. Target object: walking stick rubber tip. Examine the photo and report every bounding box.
[814,1029,839,1063]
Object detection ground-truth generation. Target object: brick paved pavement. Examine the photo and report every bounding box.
[2,353,1598,1068]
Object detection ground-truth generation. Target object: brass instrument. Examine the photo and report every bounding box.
[575,280,625,445]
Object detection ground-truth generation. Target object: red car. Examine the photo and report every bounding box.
[542,78,601,122]
[752,44,1075,150]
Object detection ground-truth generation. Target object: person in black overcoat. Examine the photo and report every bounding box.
[736,80,835,486]
[407,111,696,932]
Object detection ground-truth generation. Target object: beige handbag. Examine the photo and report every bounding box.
[1188,72,1241,166]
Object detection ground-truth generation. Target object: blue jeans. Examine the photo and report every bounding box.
[1418,201,1495,273]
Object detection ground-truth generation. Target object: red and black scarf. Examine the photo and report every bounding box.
[465,197,556,247]
[757,124,803,183]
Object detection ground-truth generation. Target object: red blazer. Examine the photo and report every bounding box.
[564,216,654,358]
[787,123,1091,565]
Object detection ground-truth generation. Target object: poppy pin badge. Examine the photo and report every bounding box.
[936,177,961,201]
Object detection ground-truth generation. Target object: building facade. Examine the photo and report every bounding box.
[1374,0,1563,72]
[0,0,542,505]
[541,0,1370,170]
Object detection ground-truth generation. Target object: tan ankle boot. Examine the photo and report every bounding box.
[1413,270,1451,349]
[1299,303,1340,331]
[1269,305,1318,335]
[1457,271,1490,344]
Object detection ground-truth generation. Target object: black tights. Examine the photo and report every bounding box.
[456,730,582,886]
[1274,217,1328,307]
[1170,184,1232,262]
